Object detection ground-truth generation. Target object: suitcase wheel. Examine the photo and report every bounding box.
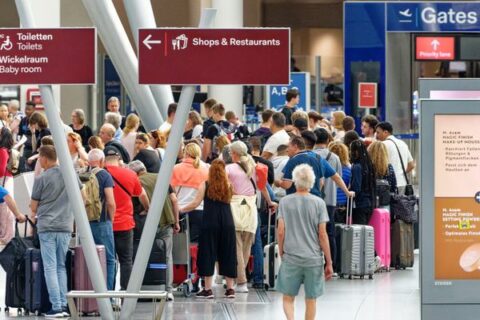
[348,275,352,280]
[369,275,374,280]
[183,283,191,297]
[264,284,269,291]
[339,274,344,279]
[4,307,8,313]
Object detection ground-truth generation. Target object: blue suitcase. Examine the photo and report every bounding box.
[24,248,50,315]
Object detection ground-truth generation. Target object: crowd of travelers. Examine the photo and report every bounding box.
[0,89,415,319]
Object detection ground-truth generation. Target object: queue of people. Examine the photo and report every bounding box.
[0,96,415,320]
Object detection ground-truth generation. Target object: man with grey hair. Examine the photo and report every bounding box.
[104,111,123,142]
[87,148,117,291]
[98,123,130,163]
[107,96,126,129]
[276,163,332,320]
[128,160,180,301]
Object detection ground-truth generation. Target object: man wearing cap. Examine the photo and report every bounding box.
[99,123,130,164]
[104,147,149,290]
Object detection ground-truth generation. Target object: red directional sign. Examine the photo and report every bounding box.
[139,28,290,85]
[0,28,96,84]
[358,82,377,109]
[416,36,455,61]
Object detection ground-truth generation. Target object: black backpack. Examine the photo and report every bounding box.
[375,178,391,207]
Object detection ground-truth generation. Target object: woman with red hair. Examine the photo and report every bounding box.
[183,159,237,299]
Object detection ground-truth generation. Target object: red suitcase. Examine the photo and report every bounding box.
[173,244,198,285]
[73,245,107,315]
[369,208,391,271]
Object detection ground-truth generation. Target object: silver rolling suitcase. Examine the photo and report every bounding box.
[339,196,375,280]
[263,213,281,290]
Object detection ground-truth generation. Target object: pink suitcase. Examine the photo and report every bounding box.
[73,245,107,315]
[369,208,391,271]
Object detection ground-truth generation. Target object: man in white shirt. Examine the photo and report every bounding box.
[375,122,415,194]
[261,112,290,161]
[159,103,177,133]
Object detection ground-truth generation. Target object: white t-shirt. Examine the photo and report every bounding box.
[263,129,290,157]
[271,155,289,199]
[192,124,203,139]
[383,136,413,187]
[159,121,172,133]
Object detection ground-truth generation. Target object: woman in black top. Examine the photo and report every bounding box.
[132,133,161,173]
[181,159,237,299]
[368,141,397,193]
[349,140,376,225]
[27,112,51,169]
[69,109,93,150]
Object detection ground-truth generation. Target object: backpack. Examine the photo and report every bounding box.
[7,149,20,175]
[375,178,391,207]
[79,167,103,221]
[210,123,236,161]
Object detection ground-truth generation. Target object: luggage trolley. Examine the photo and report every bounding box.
[172,214,196,297]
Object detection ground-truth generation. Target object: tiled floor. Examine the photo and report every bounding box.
[0,254,420,320]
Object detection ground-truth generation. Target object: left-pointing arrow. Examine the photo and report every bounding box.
[143,34,162,50]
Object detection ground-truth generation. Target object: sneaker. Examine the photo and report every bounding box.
[44,309,64,318]
[196,289,214,299]
[235,283,249,293]
[62,306,70,317]
[111,302,121,312]
[225,288,235,299]
[251,282,264,289]
[167,292,174,302]
[374,256,383,272]
[332,272,339,278]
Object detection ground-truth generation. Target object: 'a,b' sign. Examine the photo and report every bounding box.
[138,28,290,85]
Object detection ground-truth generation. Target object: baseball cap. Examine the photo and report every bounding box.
[293,118,308,130]
[104,146,120,157]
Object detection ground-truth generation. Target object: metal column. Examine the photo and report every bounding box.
[119,9,217,319]
[123,0,174,120]
[14,1,114,319]
[208,0,244,117]
[81,0,164,131]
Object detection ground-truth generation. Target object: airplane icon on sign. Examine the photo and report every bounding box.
[399,9,412,17]
[398,8,413,23]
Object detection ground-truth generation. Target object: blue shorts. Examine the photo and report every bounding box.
[276,260,325,299]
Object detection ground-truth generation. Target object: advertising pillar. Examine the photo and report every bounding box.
[421,98,480,319]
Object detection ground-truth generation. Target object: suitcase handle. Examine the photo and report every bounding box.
[346,195,353,226]
[267,207,276,244]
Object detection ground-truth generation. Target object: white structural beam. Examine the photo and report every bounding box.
[15,1,114,319]
[81,0,164,131]
[123,0,174,120]
[209,0,244,116]
[119,8,217,319]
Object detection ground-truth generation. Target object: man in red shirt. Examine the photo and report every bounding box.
[104,147,150,290]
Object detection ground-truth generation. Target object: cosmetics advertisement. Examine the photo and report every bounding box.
[435,115,480,279]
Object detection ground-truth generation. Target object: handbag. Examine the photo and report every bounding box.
[390,193,418,223]
[387,138,414,196]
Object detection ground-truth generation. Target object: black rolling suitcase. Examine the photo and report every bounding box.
[5,261,26,314]
[24,248,50,315]
[133,237,167,288]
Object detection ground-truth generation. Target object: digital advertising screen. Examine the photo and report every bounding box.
[435,115,480,280]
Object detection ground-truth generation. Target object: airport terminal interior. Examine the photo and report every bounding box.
[1,0,480,319]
